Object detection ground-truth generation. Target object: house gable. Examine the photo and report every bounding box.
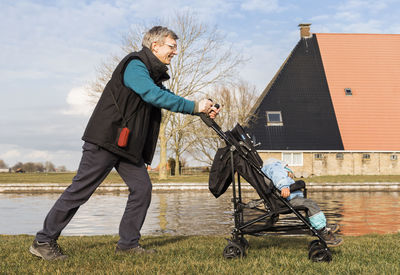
[247,35,344,150]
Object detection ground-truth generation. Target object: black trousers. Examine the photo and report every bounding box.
[36,142,152,249]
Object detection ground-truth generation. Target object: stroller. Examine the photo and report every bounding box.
[200,114,333,262]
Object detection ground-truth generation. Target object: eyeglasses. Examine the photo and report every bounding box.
[164,42,178,51]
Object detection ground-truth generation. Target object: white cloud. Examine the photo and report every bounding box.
[124,0,236,23]
[310,15,330,22]
[0,149,21,159]
[304,0,400,35]
[341,20,384,33]
[62,87,99,116]
[334,11,361,22]
[0,1,121,84]
[337,0,388,12]
[313,19,386,34]
[240,0,284,13]
[26,150,52,160]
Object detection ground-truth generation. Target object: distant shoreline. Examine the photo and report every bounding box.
[1,181,400,193]
[1,172,400,192]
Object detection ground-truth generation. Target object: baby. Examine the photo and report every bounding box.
[262,158,343,247]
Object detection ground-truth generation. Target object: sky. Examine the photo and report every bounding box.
[1,0,400,171]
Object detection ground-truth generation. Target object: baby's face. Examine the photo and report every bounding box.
[287,171,294,179]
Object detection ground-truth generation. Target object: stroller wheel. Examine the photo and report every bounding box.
[223,241,245,259]
[234,237,249,250]
[308,239,321,250]
[308,243,332,262]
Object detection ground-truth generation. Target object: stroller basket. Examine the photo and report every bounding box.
[200,114,333,262]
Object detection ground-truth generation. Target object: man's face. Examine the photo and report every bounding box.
[152,36,178,65]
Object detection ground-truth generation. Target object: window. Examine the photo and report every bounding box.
[390,155,398,161]
[282,152,303,166]
[345,88,352,96]
[336,153,344,160]
[362,154,371,160]
[266,111,283,126]
[314,153,324,160]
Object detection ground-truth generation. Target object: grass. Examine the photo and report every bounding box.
[1,234,399,274]
[1,172,400,184]
[0,172,209,184]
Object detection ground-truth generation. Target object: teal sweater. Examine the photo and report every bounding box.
[123,59,195,114]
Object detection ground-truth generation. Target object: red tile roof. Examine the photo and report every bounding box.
[316,33,400,150]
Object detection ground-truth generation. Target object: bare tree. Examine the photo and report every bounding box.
[0,159,7,169]
[162,13,245,177]
[19,162,44,173]
[9,161,58,173]
[89,11,244,179]
[167,113,197,175]
[188,81,259,165]
[57,165,67,172]
[12,162,23,172]
[44,161,56,172]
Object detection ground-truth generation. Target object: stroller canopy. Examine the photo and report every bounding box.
[209,124,272,198]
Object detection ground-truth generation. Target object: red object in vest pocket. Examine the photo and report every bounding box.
[117,127,130,147]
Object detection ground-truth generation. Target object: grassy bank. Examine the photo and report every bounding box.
[0,172,209,184]
[1,234,399,274]
[1,172,400,184]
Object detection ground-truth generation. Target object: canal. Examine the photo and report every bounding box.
[1,190,399,236]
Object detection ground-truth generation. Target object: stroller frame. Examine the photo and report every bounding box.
[200,114,333,262]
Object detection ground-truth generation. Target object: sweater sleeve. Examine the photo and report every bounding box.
[262,162,294,190]
[123,59,195,114]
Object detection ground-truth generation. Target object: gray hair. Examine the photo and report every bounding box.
[142,26,179,49]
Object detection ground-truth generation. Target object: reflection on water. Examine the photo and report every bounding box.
[1,190,399,236]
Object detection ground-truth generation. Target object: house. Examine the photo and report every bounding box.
[247,24,400,176]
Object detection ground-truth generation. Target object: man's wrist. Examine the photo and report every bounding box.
[193,101,199,113]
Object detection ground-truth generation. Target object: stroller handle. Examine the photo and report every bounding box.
[198,103,220,125]
[197,103,220,126]
[198,112,215,127]
[198,106,227,129]
[197,111,233,146]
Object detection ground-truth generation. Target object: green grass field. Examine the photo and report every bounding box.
[1,234,399,274]
[0,172,209,184]
[1,172,400,184]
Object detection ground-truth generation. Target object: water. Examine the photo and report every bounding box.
[1,190,399,236]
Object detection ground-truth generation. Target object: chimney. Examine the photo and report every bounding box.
[298,23,312,38]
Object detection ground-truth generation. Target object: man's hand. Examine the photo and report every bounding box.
[198,99,220,119]
[281,187,290,198]
[208,105,220,119]
[198,99,213,113]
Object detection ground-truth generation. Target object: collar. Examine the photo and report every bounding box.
[139,47,170,83]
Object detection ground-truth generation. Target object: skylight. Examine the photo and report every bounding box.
[266,111,283,126]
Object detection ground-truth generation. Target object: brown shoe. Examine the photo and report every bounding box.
[29,239,68,261]
[318,228,343,247]
[115,245,156,254]
[326,223,340,234]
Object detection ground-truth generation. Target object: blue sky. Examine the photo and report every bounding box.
[1,0,399,170]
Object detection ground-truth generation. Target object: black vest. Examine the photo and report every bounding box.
[82,47,170,165]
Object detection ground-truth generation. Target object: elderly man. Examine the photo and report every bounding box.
[30,26,219,260]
